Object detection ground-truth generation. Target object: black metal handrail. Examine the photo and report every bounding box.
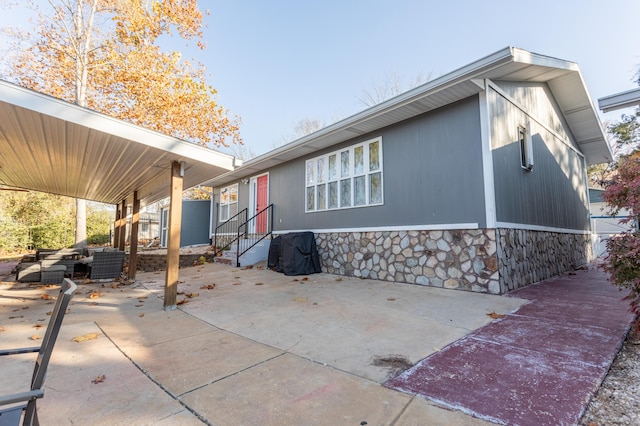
[213,208,247,257]
[235,204,274,267]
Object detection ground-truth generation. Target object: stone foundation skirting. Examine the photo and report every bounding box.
[315,229,501,294]
[315,227,593,295]
[497,228,593,292]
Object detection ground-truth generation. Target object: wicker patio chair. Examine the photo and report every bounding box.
[0,279,77,425]
[88,250,125,280]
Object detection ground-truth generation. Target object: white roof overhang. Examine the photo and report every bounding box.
[598,87,640,113]
[0,79,239,206]
[207,46,611,187]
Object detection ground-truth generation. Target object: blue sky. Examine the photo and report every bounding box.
[1,1,639,157]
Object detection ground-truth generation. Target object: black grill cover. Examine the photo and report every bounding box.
[268,235,282,271]
[269,232,321,276]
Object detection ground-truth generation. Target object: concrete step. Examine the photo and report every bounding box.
[213,239,272,267]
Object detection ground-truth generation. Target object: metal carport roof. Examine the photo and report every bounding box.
[0,79,239,206]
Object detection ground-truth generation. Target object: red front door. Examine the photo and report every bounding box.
[255,175,268,233]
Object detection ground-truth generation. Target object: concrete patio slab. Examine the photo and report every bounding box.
[1,260,631,425]
[394,396,495,426]
[180,353,411,425]
[157,266,526,383]
[114,328,284,396]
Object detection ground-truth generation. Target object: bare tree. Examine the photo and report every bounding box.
[356,70,433,108]
[273,118,325,148]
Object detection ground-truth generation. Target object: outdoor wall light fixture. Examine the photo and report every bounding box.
[241,178,249,184]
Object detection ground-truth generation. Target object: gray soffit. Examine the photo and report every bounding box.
[598,87,640,113]
[207,46,611,187]
[0,80,238,206]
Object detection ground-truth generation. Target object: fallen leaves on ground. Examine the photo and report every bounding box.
[387,297,396,301]
[0,326,4,332]
[292,297,308,302]
[241,265,253,270]
[138,313,144,317]
[185,292,199,298]
[41,294,54,300]
[72,333,99,342]
[200,284,216,290]
[254,282,263,286]
[37,284,57,290]
[89,291,101,299]
[232,282,241,285]
[177,298,188,305]
[487,311,505,319]
[32,324,44,329]
[91,374,106,384]
[31,334,41,340]
[335,278,342,282]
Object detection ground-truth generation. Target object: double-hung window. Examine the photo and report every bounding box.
[306,137,383,212]
[219,183,238,222]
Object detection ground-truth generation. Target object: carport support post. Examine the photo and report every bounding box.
[128,191,140,280]
[113,204,121,247]
[164,161,183,310]
[118,199,127,251]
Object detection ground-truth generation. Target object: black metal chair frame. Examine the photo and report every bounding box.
[0,278,77,426]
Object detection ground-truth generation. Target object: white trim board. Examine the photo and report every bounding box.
[496,221,590,235]
[273,223,480,235]
[478,87,497,229]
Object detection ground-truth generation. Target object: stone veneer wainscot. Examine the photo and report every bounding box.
[315,228,592,294]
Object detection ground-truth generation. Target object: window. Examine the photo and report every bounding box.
[519,123,533,171]
[305,137,383,212]
[219,183,238,221]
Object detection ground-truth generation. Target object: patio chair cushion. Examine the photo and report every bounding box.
[16,262,41,282]
[41,265,66,285]
[77,256,93,265]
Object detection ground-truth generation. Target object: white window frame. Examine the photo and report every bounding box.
[219,183,239,222]
[519,122,534,171]
[305,137,383,213]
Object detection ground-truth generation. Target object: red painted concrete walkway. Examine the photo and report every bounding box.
[385,265,635,426]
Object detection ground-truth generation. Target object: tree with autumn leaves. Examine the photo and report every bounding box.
[3,0,240,247]
[601,103,640,314]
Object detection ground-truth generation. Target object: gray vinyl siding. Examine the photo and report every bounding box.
[180,200,212,246]
[269,97,487,231]
[489,86,590,230]
[492,81,580,152]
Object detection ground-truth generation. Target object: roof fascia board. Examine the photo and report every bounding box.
[0,79,237,170]
[510,47,579,72]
